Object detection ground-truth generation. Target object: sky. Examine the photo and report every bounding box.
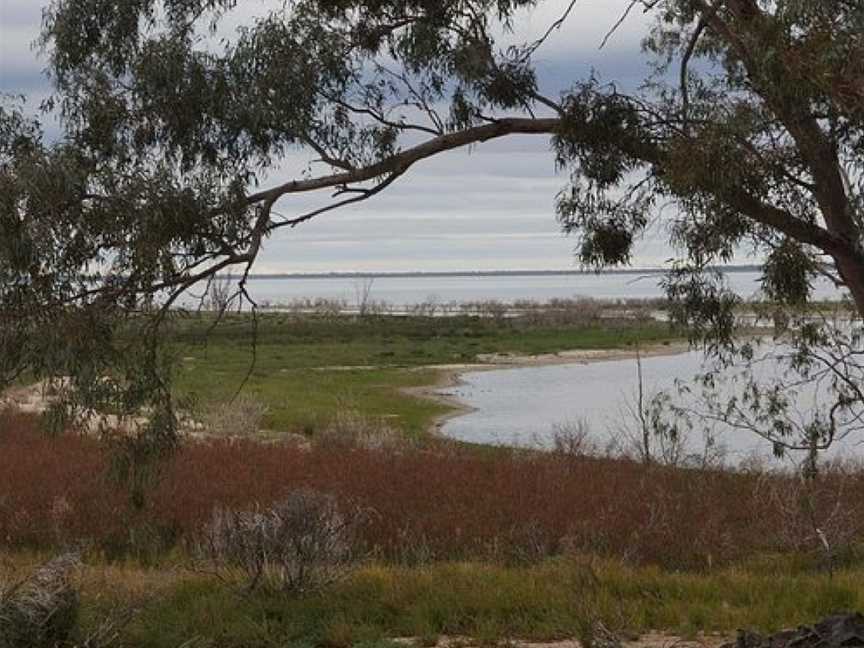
[0,0,676,274]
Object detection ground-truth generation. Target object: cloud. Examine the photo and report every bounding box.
[0,1,46,92]
[0,0,674,273]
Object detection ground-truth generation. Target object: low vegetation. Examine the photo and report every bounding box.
[2,405,864,644]
[198,489,367,594]
[105,560,864,644]
[0,553,80,648]
[4,408,863,568]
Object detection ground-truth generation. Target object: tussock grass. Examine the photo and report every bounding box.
[63,559,864,646]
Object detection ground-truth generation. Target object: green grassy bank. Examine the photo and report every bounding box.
[61,557,864,646]
[169,310,676,438]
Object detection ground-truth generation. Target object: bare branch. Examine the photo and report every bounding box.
[319,91,441,137]
[523,0,578,59]
[302,136,355,171]
[600,1,640,50]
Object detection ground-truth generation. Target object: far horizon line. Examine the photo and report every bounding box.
[239,265,763,280]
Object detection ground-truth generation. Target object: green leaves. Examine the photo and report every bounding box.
[662,265,741,353]
[761,239,816,307]
[556,182,650,268]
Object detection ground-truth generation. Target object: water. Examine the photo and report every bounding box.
[439,350,864,466]
[208,271,842,308]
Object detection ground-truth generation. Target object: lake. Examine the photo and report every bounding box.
[224,270,842,308]
[437,349,864,467]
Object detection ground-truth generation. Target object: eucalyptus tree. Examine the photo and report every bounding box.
[2,0,864,446]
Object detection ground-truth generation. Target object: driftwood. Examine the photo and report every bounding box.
[724,614,864,648]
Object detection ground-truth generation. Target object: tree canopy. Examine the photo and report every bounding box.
[2,0,864,438]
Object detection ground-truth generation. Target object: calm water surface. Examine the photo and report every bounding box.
[438,350,864,466]
[234,271,840,307]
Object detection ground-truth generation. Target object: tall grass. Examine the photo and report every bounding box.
[114,559,864,644]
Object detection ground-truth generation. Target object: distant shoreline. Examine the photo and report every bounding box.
[241,266,763,280]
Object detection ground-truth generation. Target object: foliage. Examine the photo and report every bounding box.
[648,310,864,476]
[3,409,864,570]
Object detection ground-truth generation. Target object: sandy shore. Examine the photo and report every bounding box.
[402,341,692,437]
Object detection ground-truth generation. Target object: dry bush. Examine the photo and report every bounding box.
[409,299,439,317]
[475,300,508,321]
[549,420,598,458]
[284,297,311,315]
[514,297,604,327]
[757,461,864,570]
[203,273,234,313]
[455,300,509,320]
[316,408,403,451]
[0,553,80,648]
[199,394,269,439]
[5,408,864,570]
[317,298,348,317]
[351,278,390,316]
[283,297,347,317]
[198,489,366,594]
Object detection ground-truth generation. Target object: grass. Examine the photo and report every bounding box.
[2,406,863,643]
[180,364,445,441]
[64,558,864,646]
[168,311,676,437]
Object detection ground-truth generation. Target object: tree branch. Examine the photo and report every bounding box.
[694,0,859,247]
[272,169,408,230]
[246,117,561,208]
[680,2,723,131]
[719,189,857,260]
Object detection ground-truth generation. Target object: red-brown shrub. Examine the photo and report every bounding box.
[0,411,128,548]
[1,410,863,569]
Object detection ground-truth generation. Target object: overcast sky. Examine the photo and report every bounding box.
[0,0,680,273]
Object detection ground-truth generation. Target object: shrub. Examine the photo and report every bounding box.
[316,408,403,451]
[5,409,864,570]
[513,297,604,327]
[549,420,597,457]
[199,394,269,438]
[198,489,366,594]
